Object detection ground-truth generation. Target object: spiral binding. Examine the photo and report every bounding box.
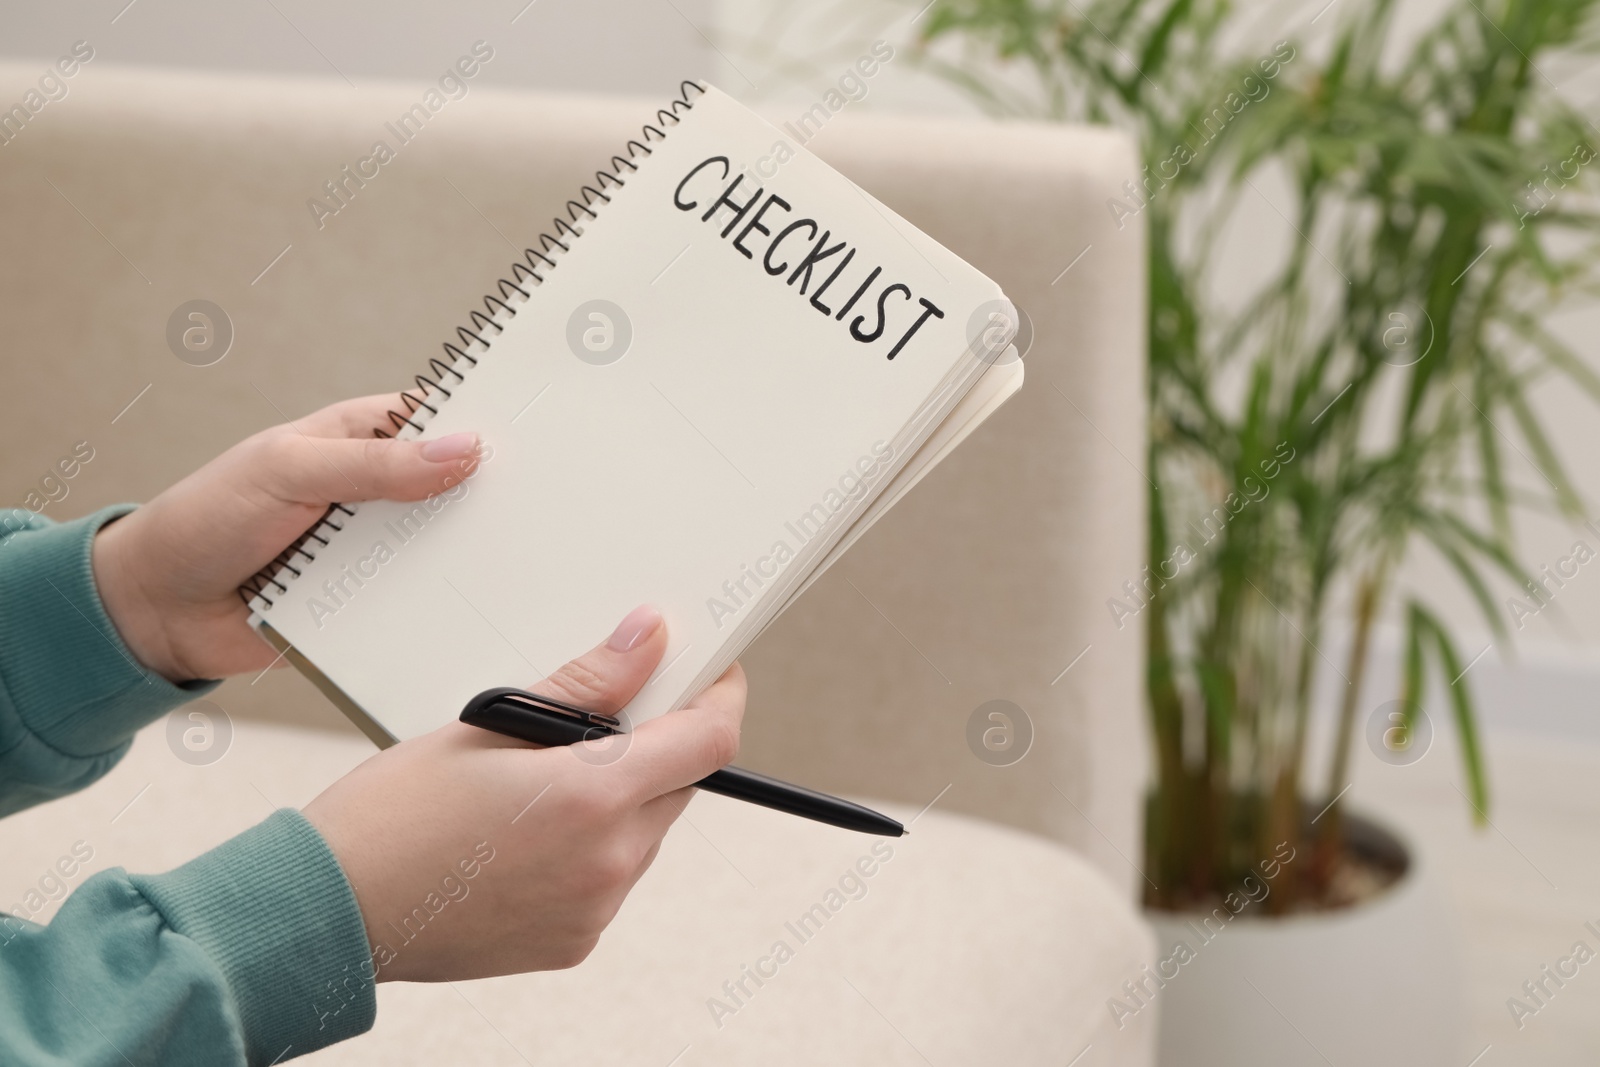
[240,80,707,612]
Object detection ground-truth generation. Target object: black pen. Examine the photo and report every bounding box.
[461,687,906,837]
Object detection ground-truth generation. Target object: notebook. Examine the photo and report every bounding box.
[245,81,1024,746]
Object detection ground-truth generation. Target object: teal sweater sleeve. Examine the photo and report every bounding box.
[0,507,378,1064]
[0,505,216,816]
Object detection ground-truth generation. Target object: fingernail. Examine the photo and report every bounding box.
[420,432,478,462]
[607,604,662,652]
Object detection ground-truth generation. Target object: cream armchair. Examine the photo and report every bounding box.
[0,63,1154,1065]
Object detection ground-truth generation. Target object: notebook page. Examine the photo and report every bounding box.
[779,350,1023,611]
[251,85,1012,740]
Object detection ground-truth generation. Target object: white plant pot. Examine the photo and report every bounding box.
[1143,812,1463,1066]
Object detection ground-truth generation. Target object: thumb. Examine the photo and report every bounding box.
[259,431,481,504]
[529,605,668,717]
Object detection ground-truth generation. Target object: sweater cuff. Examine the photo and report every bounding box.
[0,504,216,756]
[131,809,378,1064]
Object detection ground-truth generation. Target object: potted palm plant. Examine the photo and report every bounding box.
[901,0,1600,1062]
[732,0,1600,1061]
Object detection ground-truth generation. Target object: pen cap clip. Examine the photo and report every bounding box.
[502,690,622,730]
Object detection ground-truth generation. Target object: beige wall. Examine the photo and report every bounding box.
[0,0,715,97]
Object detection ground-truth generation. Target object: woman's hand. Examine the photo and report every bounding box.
[91,394,480,682]
[304,605,745,982]
[90,396,748,980]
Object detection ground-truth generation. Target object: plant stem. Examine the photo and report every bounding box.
[1145,477,1188,908]
[1312,563,1387,890]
